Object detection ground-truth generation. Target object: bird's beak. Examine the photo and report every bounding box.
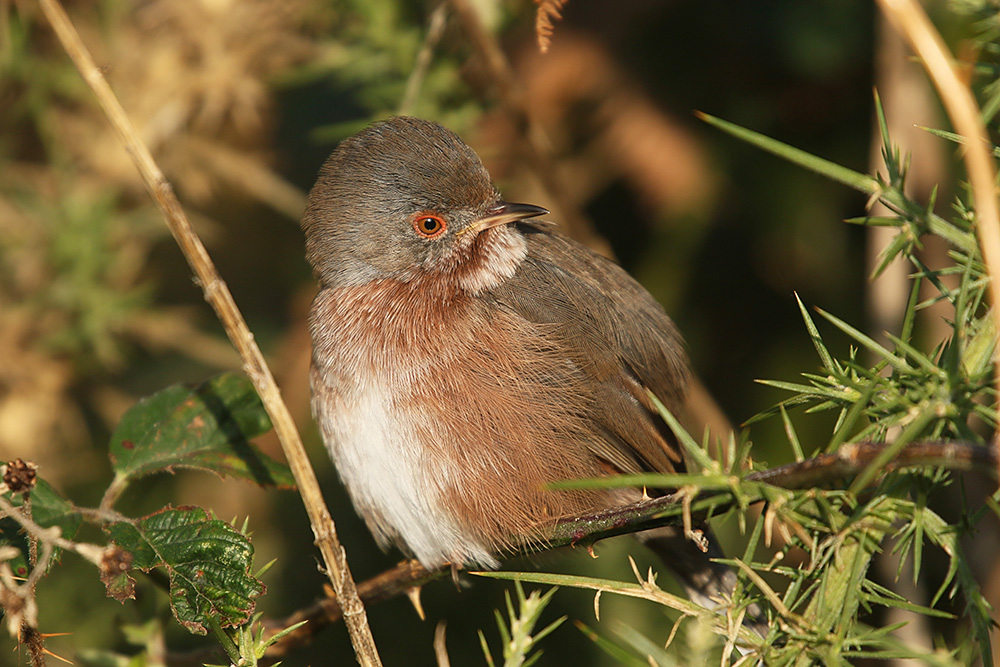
[459,201,549,237]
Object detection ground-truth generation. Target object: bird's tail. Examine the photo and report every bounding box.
[637,525,769,640]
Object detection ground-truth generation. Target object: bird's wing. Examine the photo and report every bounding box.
[486,224,690,475]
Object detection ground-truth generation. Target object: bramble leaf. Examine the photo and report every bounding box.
[106,506,264,634]
[108,373,291,489]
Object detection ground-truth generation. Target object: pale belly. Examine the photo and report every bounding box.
[311,366,499,568]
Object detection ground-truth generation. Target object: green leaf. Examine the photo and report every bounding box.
[844,215,903,226]
[105,506,265,635]
[755,379,854,401]
[919,125,1000,157]
[827,380,879,453]
[473,571,701,615]
[859,581,954,619]
[920,507,994,665]
[108,373,291,490]
[874,88,903,187]
[779,405,805,461]
[612,621,683,667]
[0,478,82,576]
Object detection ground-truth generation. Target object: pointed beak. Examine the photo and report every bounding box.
[459,201,549,237]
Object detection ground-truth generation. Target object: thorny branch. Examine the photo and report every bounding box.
[0,461,74,665]
[250,439,996,658]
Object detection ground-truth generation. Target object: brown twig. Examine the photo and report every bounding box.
[8,491,45,667]
[262,560,443,660]
[0,493,78,665]
[875,0,1000,485]
[745,440,996,488]
[253,439,996,657]
[546,440,996,548]
[399,3,449,116]
[33,1,382,664]
[0,496,105,569]
[161,559,442,665]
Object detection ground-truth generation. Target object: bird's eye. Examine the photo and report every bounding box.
[412,213,447,239]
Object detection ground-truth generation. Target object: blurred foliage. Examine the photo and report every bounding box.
[1,0,999,665]
[299,0,487,137]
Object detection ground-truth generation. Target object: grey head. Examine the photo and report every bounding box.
[303,117,548,288]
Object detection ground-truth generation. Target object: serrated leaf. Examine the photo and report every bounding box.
[106,506,265,634]
[108,373,292,489]
[0,478,82,577]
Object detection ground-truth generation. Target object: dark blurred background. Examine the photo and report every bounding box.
[2,0,987,664]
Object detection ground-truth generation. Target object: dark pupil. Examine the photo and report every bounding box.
[421,218,438,232]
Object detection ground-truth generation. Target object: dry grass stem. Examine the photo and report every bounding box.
[876,0,1000,483]
[33,0,382,664]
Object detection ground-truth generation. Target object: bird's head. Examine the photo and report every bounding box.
[302,116,548,291]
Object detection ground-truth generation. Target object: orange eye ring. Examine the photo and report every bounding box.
[412,213,447,239]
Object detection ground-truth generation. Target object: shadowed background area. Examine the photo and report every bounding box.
[2,0,994,664]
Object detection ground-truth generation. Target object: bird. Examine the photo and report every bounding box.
[302,116,752,619]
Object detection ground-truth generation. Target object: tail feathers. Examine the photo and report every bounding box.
[637,526,768,639]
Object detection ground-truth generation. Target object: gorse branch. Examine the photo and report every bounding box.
[479,582,566,667]
[254,440,995,659]
[876,3,1000,482]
